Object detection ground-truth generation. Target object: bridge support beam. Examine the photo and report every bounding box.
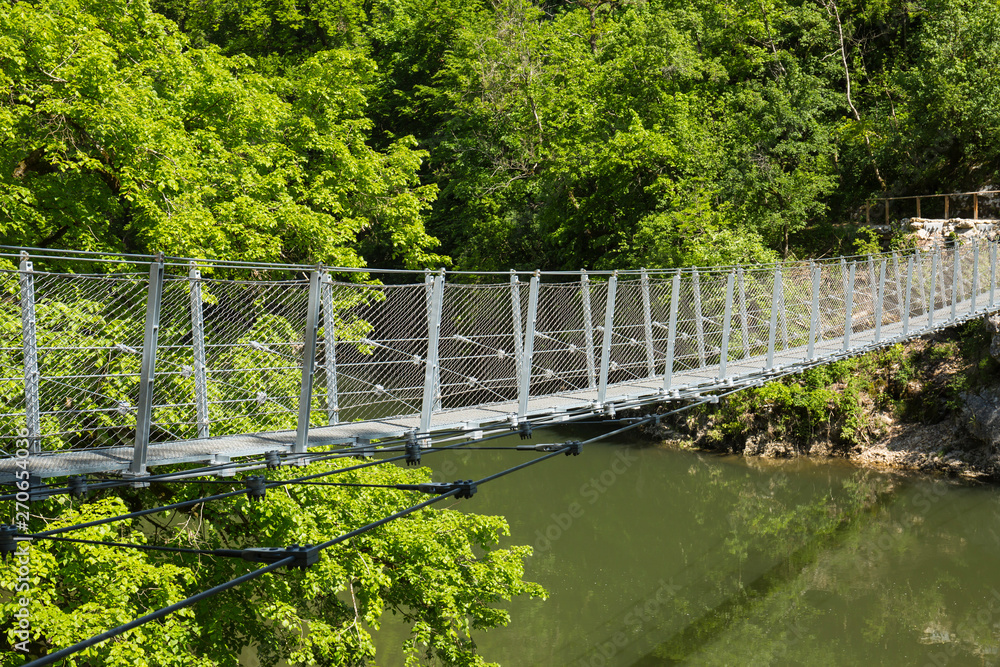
[640,268,656,378]
[294,269,323,454]
[807,263,820,361]
[843,261,855,353]
[580,270,597,390]
[719,272,734,380]
[130,253,165,475]
[420,271,446,438]
[517,272,540,419]
[19,253,40,455]
[663,273,680,392]
[320,272,340,425]
[188,264,210,439]
[597,273,617,407]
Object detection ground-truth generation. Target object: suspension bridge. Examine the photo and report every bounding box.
[2,240,998,483]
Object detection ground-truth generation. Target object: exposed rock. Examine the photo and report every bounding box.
[958,388,1000,452]
[743,435,797,458]
[986,314,1000,363]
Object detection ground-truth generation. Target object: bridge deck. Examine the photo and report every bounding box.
[2,298,975,482]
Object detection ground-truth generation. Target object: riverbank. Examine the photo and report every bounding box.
[644,316,1000,481]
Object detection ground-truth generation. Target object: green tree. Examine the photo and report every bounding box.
[1,459,544,665]
[0,0,444,269]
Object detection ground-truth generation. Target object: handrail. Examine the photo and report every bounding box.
[864,190,1000,224]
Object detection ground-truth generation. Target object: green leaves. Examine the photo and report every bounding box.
[0,0,442,270]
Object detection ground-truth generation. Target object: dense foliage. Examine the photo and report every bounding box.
[1,459,545,665]
[3,0,1000,270]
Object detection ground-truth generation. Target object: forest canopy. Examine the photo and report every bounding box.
[3,0,1000,270]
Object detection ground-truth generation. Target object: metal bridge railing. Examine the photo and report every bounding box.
[3,239,1000,473]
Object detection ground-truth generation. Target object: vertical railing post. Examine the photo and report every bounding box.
[517,272,540,418]
[807,263,820,360]
[951,242,960,321]
[188,263,210,439]
[903,255,914,336]
[663,273,680,392]
[972,239,980,314]
[875,258,886,343]
[779,272,788,352]
[917,251,928,321]
[320,272,339,425]
[766,267,781,370]
[510,271,524,392]
[597,272,618,406]
[580,270,597,390]
[424,271,442,412]
[738,268,750,360]
[420,271,446,436]
[843,262,856,352]
[130,253,165,475]
[719,272,734,380]
[891,252,902,322]
[640,268,656,378]
[294,268,323,454]
[991,242,997,307]
[867,255,877,328]
[693,270,706,368]
[19,253,40,455]
[929,250,938,329]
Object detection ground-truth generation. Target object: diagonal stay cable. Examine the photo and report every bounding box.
[20,557,294,667]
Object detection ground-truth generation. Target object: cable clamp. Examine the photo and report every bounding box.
[244,476,267,503]
[68,476,89,500]
[240,544,319,569]
[517,421,533,440]
[264,450,282,470]
[397,480,477,499]
[516,442,581,455]
[405,431,421,467]
[0,525,17,561]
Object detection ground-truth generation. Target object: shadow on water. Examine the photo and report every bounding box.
[371,425,1000,667]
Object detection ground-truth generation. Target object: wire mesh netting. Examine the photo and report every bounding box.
[5,240,1000,469]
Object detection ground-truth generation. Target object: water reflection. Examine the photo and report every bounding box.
[371,427,1000,666]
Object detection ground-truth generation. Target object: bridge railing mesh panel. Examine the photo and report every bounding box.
[318,282,428,425]
[817,262,848,347]
[607,278,656,388]
[195,276,309,437]
[0,269,24,454]
[533,281,597,400]
[31,271,148,452]
[148,274,199,443]
[438,282,520,411]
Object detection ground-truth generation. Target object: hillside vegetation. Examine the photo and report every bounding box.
[3,0,1000,271]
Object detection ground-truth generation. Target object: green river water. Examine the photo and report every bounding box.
[371,424,1000,666]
